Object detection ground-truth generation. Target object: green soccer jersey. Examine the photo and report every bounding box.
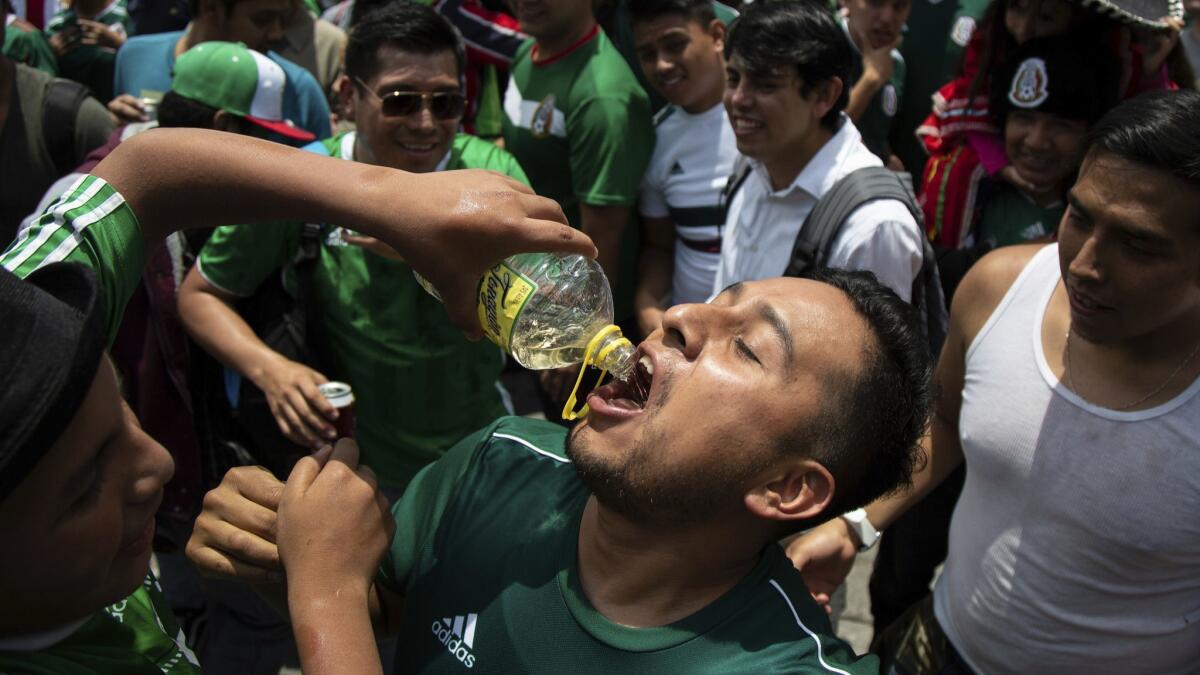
[889,0,989,175]
[501,26,654,228]
[44,0,130,102]
[0,575,201,674]
[4,15,58,75]
[379,416,878,674]
[196,132,526,491]
[845,20,905,161]
[975,182,1063,249]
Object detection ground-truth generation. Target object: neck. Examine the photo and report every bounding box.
[183,20,218,53]
[576,497,766,628]
[1021,181,1065,208]
[352,132,378,166]
[534,19,595,59]
[681,70,726,116]
[762,125,835,191]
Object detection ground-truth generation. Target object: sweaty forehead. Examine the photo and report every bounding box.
[722,278,872,376]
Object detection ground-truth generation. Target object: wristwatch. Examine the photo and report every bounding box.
[840,508,881,552]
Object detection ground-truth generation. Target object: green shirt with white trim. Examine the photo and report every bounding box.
[195,131,526,491]
[44,0,130,101]
[975,182,1063,249]
[501,27,654,228]
[0,575,201,674]
[1,180,199,673]
[379,416,878,674]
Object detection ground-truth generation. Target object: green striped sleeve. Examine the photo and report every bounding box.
[1,175,145,346]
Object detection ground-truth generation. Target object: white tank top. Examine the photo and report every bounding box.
[934,245,1200,674]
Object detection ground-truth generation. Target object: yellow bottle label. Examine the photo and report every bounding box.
[477,261,538,351]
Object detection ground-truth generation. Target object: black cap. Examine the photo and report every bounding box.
[990,34,1122,127]
[0,262,106,502]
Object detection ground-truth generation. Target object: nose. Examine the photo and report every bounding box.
[1068,232,1106,287]
[727,77,753,112]
[654,51,674,76]
[660,301,727,361]
[124,425,174,506]
[265,16,285,44]
[1025,119,1052,150]
[1010,14,1034,43]
[408,100,437,131]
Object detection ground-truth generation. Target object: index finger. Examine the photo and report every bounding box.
[508,216,597,260]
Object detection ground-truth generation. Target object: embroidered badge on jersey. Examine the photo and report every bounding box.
[531,94,557,139]
[881,84,898,117]
[1009,58,1049,108]
[951,16,976,47]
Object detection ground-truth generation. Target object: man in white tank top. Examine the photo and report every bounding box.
[787,90,1200,674]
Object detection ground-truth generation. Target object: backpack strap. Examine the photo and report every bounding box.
[42,78,91,175]
[783,167,921,277]
[720,153,754,217]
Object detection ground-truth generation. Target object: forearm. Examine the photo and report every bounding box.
[177,274,292,386]
[634,246,672,334]
[289,586,382,675]
[579,204,630,286]
[846,72,884,123]
[91,128,403,250]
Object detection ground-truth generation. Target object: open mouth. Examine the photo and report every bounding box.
[587,351,656,418]
[400,141,438,153]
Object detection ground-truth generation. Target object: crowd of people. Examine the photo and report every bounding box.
[0,0,1198,673]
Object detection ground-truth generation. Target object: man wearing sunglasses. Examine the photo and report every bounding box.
[179,2,528,499]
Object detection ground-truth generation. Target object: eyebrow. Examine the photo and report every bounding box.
[759,302,794,369]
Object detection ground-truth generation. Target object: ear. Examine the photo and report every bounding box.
[811,77,844,122]
[707,18,727,52]
[335,74,357,122]
[743,459,835,524]
[212,109,235,132]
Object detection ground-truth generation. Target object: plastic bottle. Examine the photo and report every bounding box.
[416,253,635,419]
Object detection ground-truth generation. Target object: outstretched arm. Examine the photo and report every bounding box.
[91,127,595,337]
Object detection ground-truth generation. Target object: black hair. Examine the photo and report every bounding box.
[188,0,238,21]
[157,90,221,129]
[628,0,717,27]
[348,0,393,28]
[724,0,851,131]
[345,1,466,85]
[791,268,933,523]
[989,33,1121,126]
[1083,90,1200,190]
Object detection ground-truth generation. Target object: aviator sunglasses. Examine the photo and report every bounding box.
[354,77,467,119]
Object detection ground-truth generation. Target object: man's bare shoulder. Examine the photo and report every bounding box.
[950,244,1049,338]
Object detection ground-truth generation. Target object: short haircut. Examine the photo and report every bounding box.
[345,2,466,85]
[157,90,221,129]
[1082,90,1200,191]
[188,0,238,21]
[628,0,717,27]
[791,268,932,522]
[989,34,1120,127]
[724,0,851,131]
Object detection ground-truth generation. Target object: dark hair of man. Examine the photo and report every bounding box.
[724,0,851,131]
[789,268,932,525]
[1082,90,1200,191]
[187,0,240,23]
[628,0,717,27]
[157,90,222,129]
[344,2,466,85]
[348,0,392,28]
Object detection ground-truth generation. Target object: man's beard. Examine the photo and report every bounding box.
[566,418,770,529]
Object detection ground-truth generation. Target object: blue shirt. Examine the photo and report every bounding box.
[113,31,332,145]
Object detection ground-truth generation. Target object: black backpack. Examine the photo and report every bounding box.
[42,78,92,176]
[723,160,948,356]
[189,223,335,482]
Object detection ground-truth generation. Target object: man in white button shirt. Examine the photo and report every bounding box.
[715,0,924,301]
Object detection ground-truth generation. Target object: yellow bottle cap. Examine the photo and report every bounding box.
[561,324,632,421]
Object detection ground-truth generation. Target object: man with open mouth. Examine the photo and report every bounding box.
[188,269,933,673]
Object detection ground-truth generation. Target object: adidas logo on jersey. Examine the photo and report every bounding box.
[670,161,685,175]
[431,613,478,668]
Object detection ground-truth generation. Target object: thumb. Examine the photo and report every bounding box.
[328,437,363,472]
[285,443,334,495]
[440,279,485,341]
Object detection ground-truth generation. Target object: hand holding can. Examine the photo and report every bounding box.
[318,382,356,439]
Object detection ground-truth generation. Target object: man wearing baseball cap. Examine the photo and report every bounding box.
[166,40,315,143]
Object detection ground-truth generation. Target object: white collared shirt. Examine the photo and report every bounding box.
[713,116,923,301]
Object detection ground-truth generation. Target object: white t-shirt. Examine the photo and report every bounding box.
[713,116,923,301]
[640,103,738,305]
[936,245,1200,673]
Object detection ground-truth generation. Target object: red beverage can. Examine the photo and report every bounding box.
[318,382,356,439]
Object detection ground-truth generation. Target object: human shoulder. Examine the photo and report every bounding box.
[484,416,571,462]
[569,30,647,103]
[952,243,1047,340]
[450,133,529,184]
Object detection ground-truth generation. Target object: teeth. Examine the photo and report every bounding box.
[639,355,654,376]
[734,119,763,131]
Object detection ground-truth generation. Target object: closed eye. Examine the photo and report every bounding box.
[735,337,762,365]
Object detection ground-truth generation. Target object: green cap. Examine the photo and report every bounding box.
[171,41,315,141]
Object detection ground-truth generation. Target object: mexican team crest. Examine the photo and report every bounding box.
[531,94,556,139]
[951,16,976,47]
[1008,57,1049,109]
